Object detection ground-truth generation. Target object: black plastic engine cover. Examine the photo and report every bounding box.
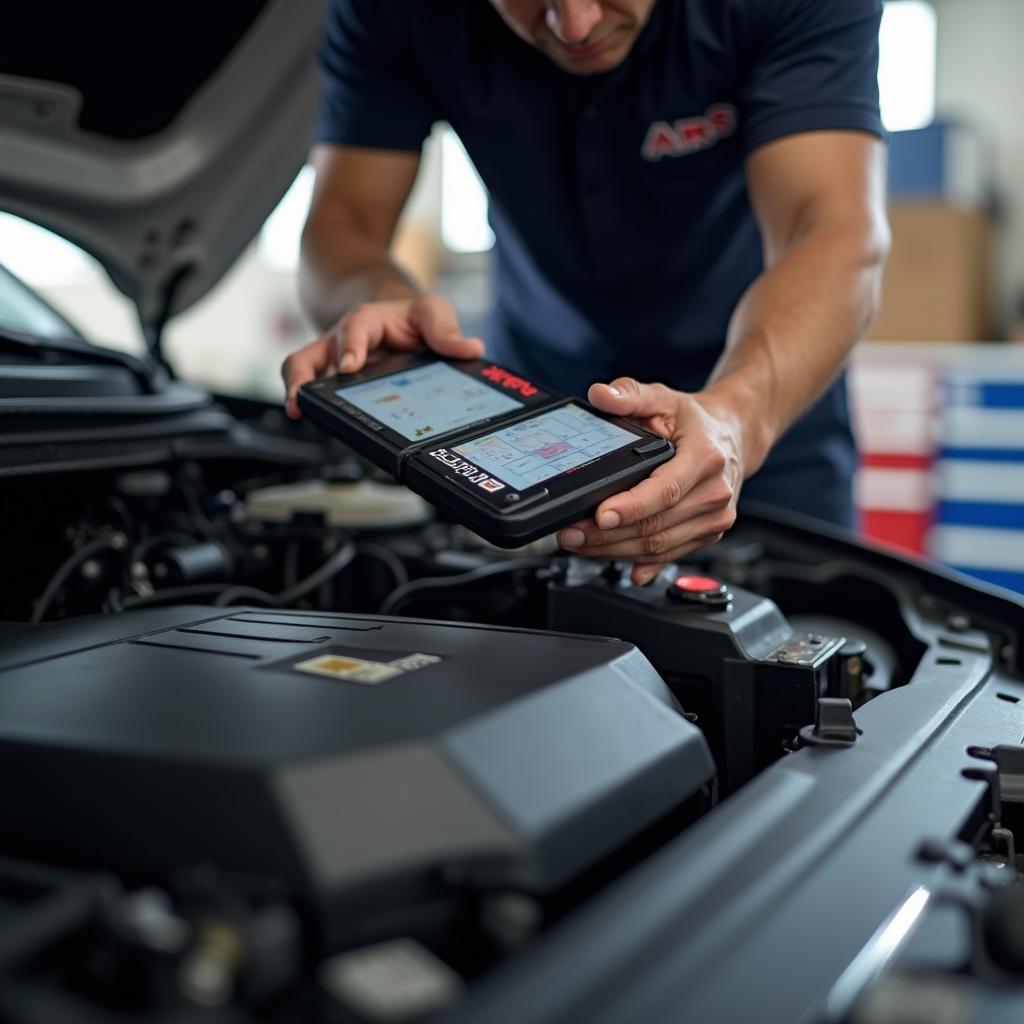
[0,607,713,949]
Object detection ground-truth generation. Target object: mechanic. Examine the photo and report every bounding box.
[281,0,890,586]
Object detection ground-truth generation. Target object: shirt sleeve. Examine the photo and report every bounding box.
[314,0,439,152]
[738,0,885,156]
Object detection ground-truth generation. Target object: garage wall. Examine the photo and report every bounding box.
[933,0,1024,328]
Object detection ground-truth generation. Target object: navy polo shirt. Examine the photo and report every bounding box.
[315,0,884,527]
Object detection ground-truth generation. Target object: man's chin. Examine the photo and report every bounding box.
[541,34,634,75]
[549,52,628,75]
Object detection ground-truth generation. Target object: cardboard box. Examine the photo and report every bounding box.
[866,202,994,342]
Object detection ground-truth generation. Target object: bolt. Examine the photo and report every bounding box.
[130,562,149,581]
[81,559,102,580]
[948,613,971,633]
[110,532,129,551]
[178,921,245,1007]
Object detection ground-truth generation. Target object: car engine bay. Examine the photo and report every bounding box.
[2,335,1024,1023]
[4,4,1022,1016]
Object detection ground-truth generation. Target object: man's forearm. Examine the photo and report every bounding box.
[701,217,889,476]
[298,221,421,331]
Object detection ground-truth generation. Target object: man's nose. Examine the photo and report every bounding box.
[546,0,603,45]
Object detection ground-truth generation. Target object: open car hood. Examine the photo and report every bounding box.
[0,0,327,335]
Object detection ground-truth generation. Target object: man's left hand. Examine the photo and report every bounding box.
[556,378,746,586]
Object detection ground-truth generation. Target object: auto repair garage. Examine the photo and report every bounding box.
[1,3,1023,1022]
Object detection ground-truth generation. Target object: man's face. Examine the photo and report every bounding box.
[489,0,657,75]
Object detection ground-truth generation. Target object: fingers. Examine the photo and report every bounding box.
[282,295,488,417]
[594,452,719,531]
[281,335,339,419]
[336,311,387,373]
[410,295,485,359]
[587,376,675,419]
[554,401,742,573]
[631,563,671,587]
[627,535,725,587]
[558,475,734,549]
[335,301,425,374]
[559,508,735,561]
[587,377,682,532]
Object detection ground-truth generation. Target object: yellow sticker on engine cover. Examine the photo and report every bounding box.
[294,655,402,684]
[293,652,441,685]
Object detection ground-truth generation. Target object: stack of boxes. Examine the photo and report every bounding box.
[931,366,1024,592]
[848,117,1024,593]
[867,120,995,342]
[849,355,936,555]
[850,348,1024,595]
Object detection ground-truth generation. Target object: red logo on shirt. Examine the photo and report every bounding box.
[641,104,738,161]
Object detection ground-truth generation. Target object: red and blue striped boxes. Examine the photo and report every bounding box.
[850,356,937,555]
[931,370,1024,593]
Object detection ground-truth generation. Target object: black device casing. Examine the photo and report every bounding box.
[298,354,674,547]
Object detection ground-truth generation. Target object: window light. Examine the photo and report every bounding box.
[879,1,938,132]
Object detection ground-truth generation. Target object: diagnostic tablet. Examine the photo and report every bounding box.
[298,353,674,548]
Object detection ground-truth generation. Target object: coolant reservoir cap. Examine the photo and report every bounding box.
[666,575,731,606]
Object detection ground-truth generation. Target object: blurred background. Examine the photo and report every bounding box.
[1,0,1022,591]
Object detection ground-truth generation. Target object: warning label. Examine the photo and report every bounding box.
[293,651,441,685]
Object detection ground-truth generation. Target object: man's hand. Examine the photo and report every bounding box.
[556,378,745,586]
[282,294,484,418]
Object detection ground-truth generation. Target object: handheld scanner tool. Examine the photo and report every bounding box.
[298,353,674,548]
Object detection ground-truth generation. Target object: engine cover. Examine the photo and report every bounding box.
[0,607,713,948]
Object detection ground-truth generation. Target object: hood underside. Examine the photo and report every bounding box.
[0,0,328,331]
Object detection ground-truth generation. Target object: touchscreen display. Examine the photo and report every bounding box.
[453,404,636,492]
[340,362,523,441]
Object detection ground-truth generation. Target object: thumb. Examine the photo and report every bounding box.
[411,295,485,359]
[588,377,671,418]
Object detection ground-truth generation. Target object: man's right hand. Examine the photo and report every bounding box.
[282,294,484,419]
